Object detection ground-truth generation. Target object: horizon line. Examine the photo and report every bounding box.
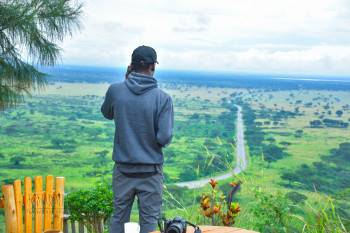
[40,63,350,79]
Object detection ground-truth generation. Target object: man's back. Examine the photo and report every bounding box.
[101,71,174,166]
[104,45,171,233]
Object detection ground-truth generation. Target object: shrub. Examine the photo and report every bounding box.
[66,182,113,233]
[251,188,292,233]
[285,191,307,204]
[262,144,288,163]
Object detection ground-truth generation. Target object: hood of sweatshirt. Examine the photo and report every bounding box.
[125,72,158,95]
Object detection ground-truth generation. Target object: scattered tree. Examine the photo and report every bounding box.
[336,110,343,117]
[285,191,307,204]
[10,155,25,167]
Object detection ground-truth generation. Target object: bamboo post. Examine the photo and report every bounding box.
[13,180,23,233]
[44,175,54,231]
[24,177,33,233]
[53,177,65,230]
[34,176,43,233]
[2,185,18,233]
[0,196,4,208]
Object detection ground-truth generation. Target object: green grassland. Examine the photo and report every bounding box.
[1,83,349,232]
[0,83,237,188]
[235,89,350,229]
[155,88,350,231]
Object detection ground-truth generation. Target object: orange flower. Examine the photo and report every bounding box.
[213,205,221,214]
[229,202,240,214]
[202,208,214,217]
[221,213,234,226]
[200,195,211,210]
[229,181,238,187]
[198,178,242,226]
[209,179,218,189]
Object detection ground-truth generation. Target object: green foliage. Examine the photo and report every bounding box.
[0,0,82,109]
[262,143,289,163]
[258,108,301,122]
[293,198,348,233]
[249,189,347,233]
[310,119,349,128]
[9,155,25,167]
[281,143,350,194]
[294,129,303,138]
[251,188,292,233]
[240,103,265,157]
[0,212,4,233]
[163,184,193,215]
[1,83,350,233]
[168,102,237,181]
[66,182,113,233]
[285,191,307,204]
[233,100,294,163]
[336,110,343,117]
[174,106,236,139]
[334,188,350,228]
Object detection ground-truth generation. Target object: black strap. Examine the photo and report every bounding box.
[158,217,201,233]
[186,221,202,233]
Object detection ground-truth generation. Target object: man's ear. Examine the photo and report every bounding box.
[150,63,155,72]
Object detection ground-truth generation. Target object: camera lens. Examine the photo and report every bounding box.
[166,223,183,233]
[167,228,180,233]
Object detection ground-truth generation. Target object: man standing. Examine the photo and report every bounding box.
[101,45,174,233]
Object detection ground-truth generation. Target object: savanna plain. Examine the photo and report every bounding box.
[1,72,349,232]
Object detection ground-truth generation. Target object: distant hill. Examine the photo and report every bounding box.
[41,65,350,90]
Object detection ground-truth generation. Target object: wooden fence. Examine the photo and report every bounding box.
[0,175,64,233]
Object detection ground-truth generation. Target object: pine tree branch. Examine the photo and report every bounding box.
[0,0,82,109]
[1,0,82,64]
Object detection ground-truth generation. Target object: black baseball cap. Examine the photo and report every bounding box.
[131,45,158,64]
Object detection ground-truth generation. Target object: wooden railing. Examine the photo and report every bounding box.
[0,175,64,233]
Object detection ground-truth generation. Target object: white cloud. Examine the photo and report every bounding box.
[60,0,350,75]
[158,45,350,75]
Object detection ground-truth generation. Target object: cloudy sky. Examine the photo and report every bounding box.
[60,0,350,75]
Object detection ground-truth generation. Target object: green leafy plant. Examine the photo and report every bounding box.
[292,197,348,233]
[199,179,241,226]
[66,182,113,233]
[251,187,292,233]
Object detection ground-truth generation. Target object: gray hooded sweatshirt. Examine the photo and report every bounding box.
[101,72,174,173]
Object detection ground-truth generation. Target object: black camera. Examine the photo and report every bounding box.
[159,216,201,233]
[165,216,187,233]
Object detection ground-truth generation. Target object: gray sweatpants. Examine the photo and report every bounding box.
[110,165,164,233]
